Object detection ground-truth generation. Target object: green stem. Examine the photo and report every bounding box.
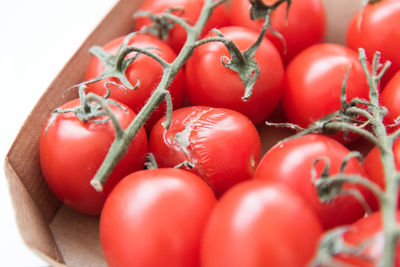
[345,106,376,126]
[319,174,385,204]
[309,48,398,266]
[90,0,223,191]
[145,153,159,170]
[323,121,380,148]
[85,93,124,138]
[391,128,400,143]
[158,12,192,32]
[91,79,167,191]
[358,48,398,267]
[162,90,173,130]
[117,45,169,70]
[194,34,246,65]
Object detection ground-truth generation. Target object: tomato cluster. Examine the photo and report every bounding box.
[39,0,400,266]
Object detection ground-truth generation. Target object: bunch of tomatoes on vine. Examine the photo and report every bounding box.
[38,0,400,266]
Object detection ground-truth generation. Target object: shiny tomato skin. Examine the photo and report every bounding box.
[100,168,217,267]
[253,134,373,229]
[185,26,284,126]
[347,0,400,86]
[363,137,400,209]
[229,0,326,65]
[382,71,400,132]
[335,212,400,266]
[39,98,148,215]
[84,34,185,131]
[134,0,230,53]
[149,106,261,197]
[201,181,323,267]
[283,43,369,131]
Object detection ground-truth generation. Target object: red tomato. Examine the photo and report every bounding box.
[283,43,369,140]
[335,211,400,267]
[382,71,400,132]
[100,168,217,267]
[134,0,230,53]
[347,0,400,86]
[201,181,323,267]
[185,26,284,126]
[149,106,261,196]
[39,98,148,215]
[363,137,400,209]
[84,34,186,131]
[253,134,373,229]
[229,0,326,65]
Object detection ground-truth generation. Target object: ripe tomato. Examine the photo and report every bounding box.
[149,106,261,197]
[229,0,326,65]
[363,137,400,209]
[253,134,373,229]
[134,0,230,53]
[334,211,400,267]
[347,0,400,86]
[84,34,185,131]
[39,98,148,215]
[100,168,217,267]
[185,26,284,126]
[382,71,400,132]
[283,43,369,138]
[201,181,323,267]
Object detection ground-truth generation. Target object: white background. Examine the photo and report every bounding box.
[0,0,363,266]
[0,0,116,266]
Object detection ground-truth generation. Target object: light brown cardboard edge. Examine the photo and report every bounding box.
[4,158,65,265]
[4,0,145,265]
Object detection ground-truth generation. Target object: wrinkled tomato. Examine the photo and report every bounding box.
[149,106,261,196]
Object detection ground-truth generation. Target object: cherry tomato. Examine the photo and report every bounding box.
[201,180,323,267]
[134,0,230,53]
[100,168,217,267]
[363,137,400,209]
[149,106,261,196]
[39,98,148,215]
[283,43,369,140]
[382,71,400,133]
[84,34,186,131]
[347,0,400,86]
[335,211,400,267]
[229,0,326,65]
[253,134,373,229]
[185,26,284,126]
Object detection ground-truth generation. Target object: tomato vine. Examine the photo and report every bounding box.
[304,49,397,266]
[78,0,286,191]
[48,0,400,265]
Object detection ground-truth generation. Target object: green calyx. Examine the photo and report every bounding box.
[73,32,171,93]
[133,7,187,40]
[45,84,126,137]
[368,0,382,4]
[83,33,143,90]
[211,28,260,101]
[310,227,374,267]
[311,152,374,215]
[211,8,276,101]
[249,0,291,21]
[210,0,290,101]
